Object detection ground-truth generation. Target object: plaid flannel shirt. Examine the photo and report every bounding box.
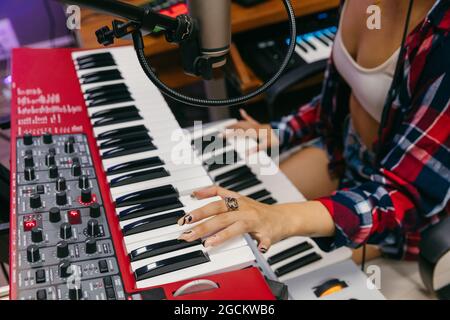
[271,0,450,259]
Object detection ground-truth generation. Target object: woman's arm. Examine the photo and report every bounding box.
[179,69,449,258]
[177,186,335,252]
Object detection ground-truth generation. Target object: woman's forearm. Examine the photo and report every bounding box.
[277,201,336,239]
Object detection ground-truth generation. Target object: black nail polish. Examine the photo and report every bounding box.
[186,215,193,223]
[260,247,267,254]
[183,230,192,235]
[201,240,206,247]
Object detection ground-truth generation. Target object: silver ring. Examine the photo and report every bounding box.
[224,197,239,212]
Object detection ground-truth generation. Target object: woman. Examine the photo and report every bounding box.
[178,0,450,261]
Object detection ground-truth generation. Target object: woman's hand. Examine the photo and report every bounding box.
[222,109,279,152]
[178,186,337,252]
[177,186,290,253]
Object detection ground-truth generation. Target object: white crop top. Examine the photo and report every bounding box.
[332,2,400,123]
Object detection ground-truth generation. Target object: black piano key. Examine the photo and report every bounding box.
[302,37,317,50]
[110,167,170,188]
[76,52,113,63]
[81,69,121,80]
[82,73,123,84]
[219,171,256,188]
[229,177,261,192]
[91,105,139,119]
[260,197,277,205]
[214,165,251,183]
[84,83,128,94]
[274,252,322,277]
[192,132,227,154]
[247,189,271,201]
[115,185,179,208]
[119,197,183,221]
[78,59,116,70]
[122,210,186,236]
[86,88,130,101]
[267,241,313,265]
[106,156,164,176]
[102,141,156,159]
[297,41,310,53]
[134,250,210,281]
[97,125,148,141]
[93,112,143,127]
[88,94,133,107]
[316,31,332,46]
[205,151,240,172]
[99,133,152,150]
[129,239,202,262]
[77,54,115,65]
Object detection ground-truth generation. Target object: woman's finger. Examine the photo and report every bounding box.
[177,199,228,226]
[202,221,248,248]
[192,185,240,200]
[178,212,239,242]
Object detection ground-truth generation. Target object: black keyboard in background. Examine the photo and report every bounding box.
[234,8,339,82]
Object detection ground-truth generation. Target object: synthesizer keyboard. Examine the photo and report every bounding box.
[9,47,265,300]
[9,45,383,300]
[235,8,339,81]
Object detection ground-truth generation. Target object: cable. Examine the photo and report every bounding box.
[132,0,297,108]
[379,0,414,129]
[43,0,57,48]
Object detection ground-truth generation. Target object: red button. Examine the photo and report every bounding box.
[67,210,82,225]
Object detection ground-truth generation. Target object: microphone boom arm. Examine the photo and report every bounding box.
[60,0,298,107]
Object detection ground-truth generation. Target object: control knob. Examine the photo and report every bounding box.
[23,133,33,146]
[85,237,97,254]
[78,175,89,189]
[30,194,42,209]
[59,222,72,240]
[26,245,41,263]
[68,286,82,300]
[48,165,59,179]
[31,227,44,243]
[64,140,75,154]
[24,167,36,181]
[56,191,67,206]
[59,260,72,278]
[71,163,82,177]
[86,219,100,237]
[49,207,61,223]
[56,241,70,258]
[24,155,34,167]
[45,153,56,167]
[56,177,67,192]
[89,203,101,218]
[42,132,53,144]
[81,188,92,203]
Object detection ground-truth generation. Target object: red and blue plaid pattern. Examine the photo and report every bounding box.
[271,0,450,259]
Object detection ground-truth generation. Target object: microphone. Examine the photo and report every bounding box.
[187,0,231,69]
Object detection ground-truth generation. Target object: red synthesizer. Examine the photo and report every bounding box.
[8,47,274,300]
